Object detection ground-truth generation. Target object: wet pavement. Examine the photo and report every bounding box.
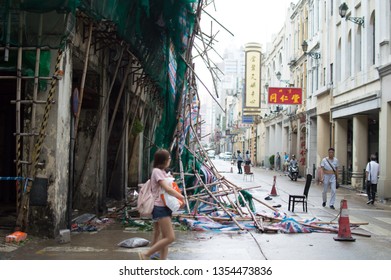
[1,159,391,260]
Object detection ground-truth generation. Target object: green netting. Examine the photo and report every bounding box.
[20,0,80,13]
[0,49,51,90]
[0,0,198,150]
[238,190,256,212]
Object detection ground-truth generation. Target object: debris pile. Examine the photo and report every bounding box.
[71,213,115,232]
[124,123,371,239]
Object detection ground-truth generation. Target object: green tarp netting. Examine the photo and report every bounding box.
[0,0,198,150]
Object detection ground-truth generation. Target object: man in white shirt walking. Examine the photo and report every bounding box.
[320,148,339,210]
[365,154,380,205]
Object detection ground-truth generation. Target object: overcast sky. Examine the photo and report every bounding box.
[195,0,299,104]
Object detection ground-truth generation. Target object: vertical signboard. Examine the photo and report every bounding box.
[244,43,262,116]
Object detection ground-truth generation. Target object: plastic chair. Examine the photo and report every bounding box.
[243,165,254,181]
[288,174,312,212]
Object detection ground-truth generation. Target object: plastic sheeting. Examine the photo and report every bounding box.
[179,215,256,232]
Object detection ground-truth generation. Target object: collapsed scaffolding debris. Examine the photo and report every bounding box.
[127,117,371,237]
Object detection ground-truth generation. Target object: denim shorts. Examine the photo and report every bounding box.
[152,206,172,222]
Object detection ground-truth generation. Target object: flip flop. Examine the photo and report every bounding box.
[138,252,147,260]
[150,252,160,260]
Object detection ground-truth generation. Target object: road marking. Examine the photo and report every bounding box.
[375,217,391,224]
[360,223,391,236]
[36,246,108,254]
[0,244,18,253]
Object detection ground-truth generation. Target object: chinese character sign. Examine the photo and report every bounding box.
[268,87,302,105]
[244,50,261,109]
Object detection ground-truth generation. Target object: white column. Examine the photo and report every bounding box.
[283,126,289,156]
[308,117,318,176]
[378,102,391,200]
[351,115,368,189]
[276,122,282,153]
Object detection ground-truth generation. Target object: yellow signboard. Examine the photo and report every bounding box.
[245,49,261,109]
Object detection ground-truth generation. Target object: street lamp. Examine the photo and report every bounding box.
[301,40,321,59]
[275,71,290,85]
[339,2,364,27]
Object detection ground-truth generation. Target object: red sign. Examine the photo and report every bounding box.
[268,87,302,105]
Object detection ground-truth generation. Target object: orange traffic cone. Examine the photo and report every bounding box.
[334,199,356,241]
[270,175,278,196]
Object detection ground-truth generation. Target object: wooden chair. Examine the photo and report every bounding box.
[243,165,254,181]
[288,174,312,212]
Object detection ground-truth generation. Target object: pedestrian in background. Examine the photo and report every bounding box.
[237,150,243,174]
[366,154,379,205]
[283,152,289,172]
[275,152,281,171]
[319,148,339,209]
[289,154,297,168]
[245,150,251,165]
[139,149,184,260]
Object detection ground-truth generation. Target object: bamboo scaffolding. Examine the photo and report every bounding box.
[108,79,144,194]
[174,214,253,222]
[74,22,93,139]
[193,197,218,207]
[185,179,220,191]
[28,14,43,182]
[187,185,262,200]
[179,159,191,213]
[75,46,126,198]
[194,172,244,230]
[179,54,225,112]
[237,191,264,232]
[194,16,219,98]
[298,222,371,238]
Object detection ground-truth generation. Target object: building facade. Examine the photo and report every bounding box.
[217,0,390,201]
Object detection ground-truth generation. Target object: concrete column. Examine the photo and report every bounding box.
[351,115,368,189]
[378,102,391,200]
[283,126,289,155]
[334,119,348,171]
[308,117,317,175]
[316,114,330,166]
[270,124,275,154]
[276,122,282,153]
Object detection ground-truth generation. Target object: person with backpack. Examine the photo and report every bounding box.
[139,149,184,260]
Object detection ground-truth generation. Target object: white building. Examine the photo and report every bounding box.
[260,0,391,200]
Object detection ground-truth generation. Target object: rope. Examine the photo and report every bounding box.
[33,48,63,170]
[16,134,22,209]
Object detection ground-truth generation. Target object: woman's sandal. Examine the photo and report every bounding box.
[138,252,148,260]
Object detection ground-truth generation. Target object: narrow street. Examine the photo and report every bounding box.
[1,158,391,260]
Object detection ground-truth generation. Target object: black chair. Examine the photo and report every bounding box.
[288,174,312,212]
